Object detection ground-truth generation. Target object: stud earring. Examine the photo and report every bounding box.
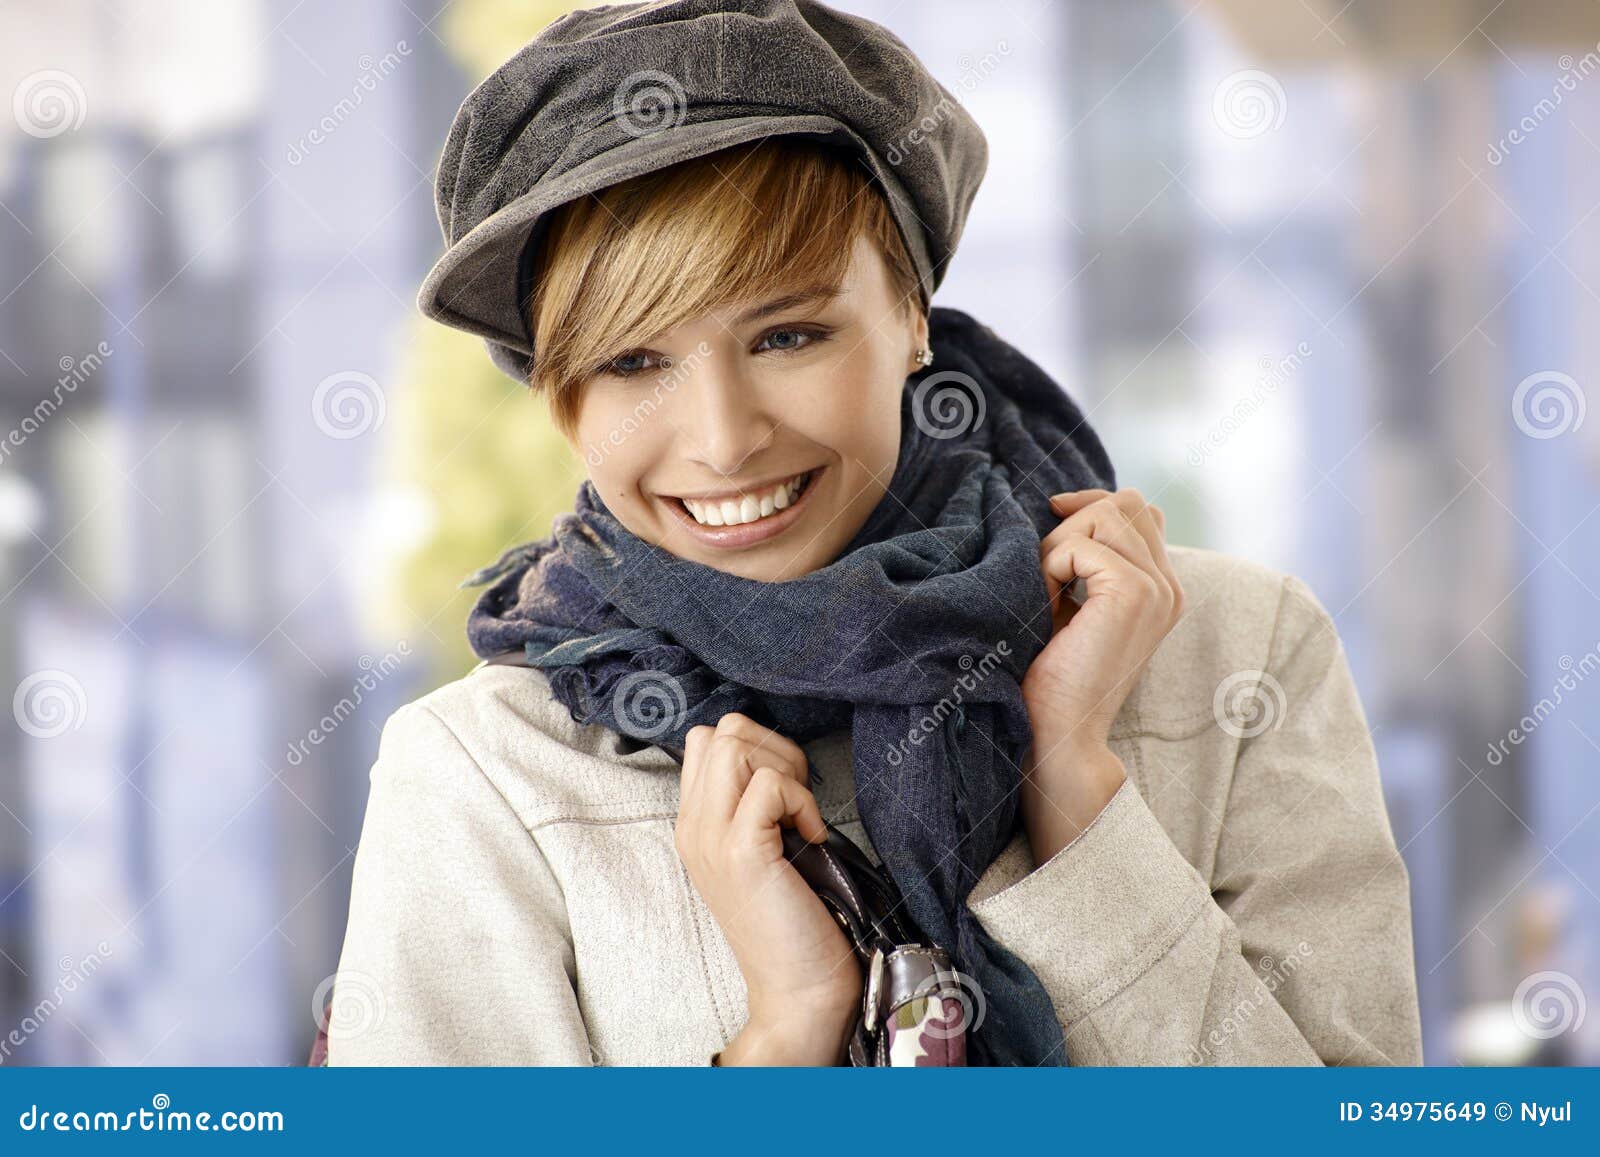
[914,346,934,367]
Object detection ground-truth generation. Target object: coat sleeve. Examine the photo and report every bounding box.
[327,700,597,1065]
[966,574,1424,1066]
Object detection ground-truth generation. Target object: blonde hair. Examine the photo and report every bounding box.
[526,137,924,433]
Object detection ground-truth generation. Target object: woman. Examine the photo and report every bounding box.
[328,0,1423,1067]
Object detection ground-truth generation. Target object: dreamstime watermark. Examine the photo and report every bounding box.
[1187,341,1312,467]
[611,670,688,740]
[1,941,114,1062]
[312,370,386,439]
[884,40,1011,165]
[1511,370,1586,439]
[888,968,987,1064]
[1212,69,1287,140]
[1512,970,1587,1040]
[910,370,985,440]
[612,69,688,137]
[1485,641,1600,767]
[17,1094,283,1134]
[0,341,113,466]
[1189,940,1314,1062]
[883,641,1011,768]
[312,969,387,1043]
[284,642,411,767]
[12,668,88,739]
[1212,668,1288,740]
[286,42,413,165]
[1487,43,1600,166]
[582,341,714,467]
[12,69,87,138]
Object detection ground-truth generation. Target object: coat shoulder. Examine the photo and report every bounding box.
[382,662,682,832]
[1124,544,1332,736]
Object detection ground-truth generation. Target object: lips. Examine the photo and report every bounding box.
[660,467,823,549]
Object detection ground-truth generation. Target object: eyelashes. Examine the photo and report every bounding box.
[594,324,835,379]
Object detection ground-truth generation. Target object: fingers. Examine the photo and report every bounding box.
[1041,496,1157,576]
[702,714,807,816]
[1045,488,1184,621]
[1040,532,1146,603]
[731,766,828,849]
[710,713,809,786]
[677,714,814,863]
[1039,496,1157,609]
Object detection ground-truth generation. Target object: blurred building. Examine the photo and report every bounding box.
[1,0,1596,1065]
[0,0,449,1063]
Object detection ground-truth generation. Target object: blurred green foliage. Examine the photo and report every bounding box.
[380,1,594,684]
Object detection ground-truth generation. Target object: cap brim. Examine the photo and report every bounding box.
[418,112,935,380]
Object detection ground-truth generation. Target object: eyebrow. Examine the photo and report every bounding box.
[730,287,840,327]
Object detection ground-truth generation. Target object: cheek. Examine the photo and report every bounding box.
[571,397,664,518]
[811,355,902,468]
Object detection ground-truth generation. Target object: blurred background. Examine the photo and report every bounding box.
[1,0,1597,1066]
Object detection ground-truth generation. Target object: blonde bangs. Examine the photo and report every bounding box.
[527,137,921,431]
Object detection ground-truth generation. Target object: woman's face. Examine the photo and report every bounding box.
[567,235,928,582]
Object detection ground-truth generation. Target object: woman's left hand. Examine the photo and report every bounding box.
[1018,487,1185,862]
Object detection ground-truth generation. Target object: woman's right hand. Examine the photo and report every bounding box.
[674,712,862,1065]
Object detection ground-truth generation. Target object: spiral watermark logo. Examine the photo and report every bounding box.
[1511,970,1586,1040]
[911,370,985,440]
[313,970,387,1042]
[1511,370,1586,439]
[611,670,687,740]
[924,969,987,1039]
[312,370,386,439]
[13,70,87,139]
[13,669,87,738]
[1212,70,1286,140]
[1212,668,1287,739]
[612,70,687,137]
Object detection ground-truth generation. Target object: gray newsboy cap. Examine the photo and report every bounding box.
[419,0,989,381]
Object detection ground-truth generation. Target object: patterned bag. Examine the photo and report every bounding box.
[777,823,969,1066]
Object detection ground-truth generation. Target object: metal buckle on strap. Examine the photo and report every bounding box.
[862,945,886,1036]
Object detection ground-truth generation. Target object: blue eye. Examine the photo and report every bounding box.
[756,325,830,354]
[598,350,660,378]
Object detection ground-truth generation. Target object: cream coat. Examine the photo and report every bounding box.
[329,544,1424,1066]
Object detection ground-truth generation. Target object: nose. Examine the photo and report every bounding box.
[682,357,775,476]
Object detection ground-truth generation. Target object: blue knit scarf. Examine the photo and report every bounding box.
[461,305,1115,1065]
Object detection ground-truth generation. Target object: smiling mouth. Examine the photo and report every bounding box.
[671,469,819,528]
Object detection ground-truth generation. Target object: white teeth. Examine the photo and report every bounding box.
[679,471,811,527]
